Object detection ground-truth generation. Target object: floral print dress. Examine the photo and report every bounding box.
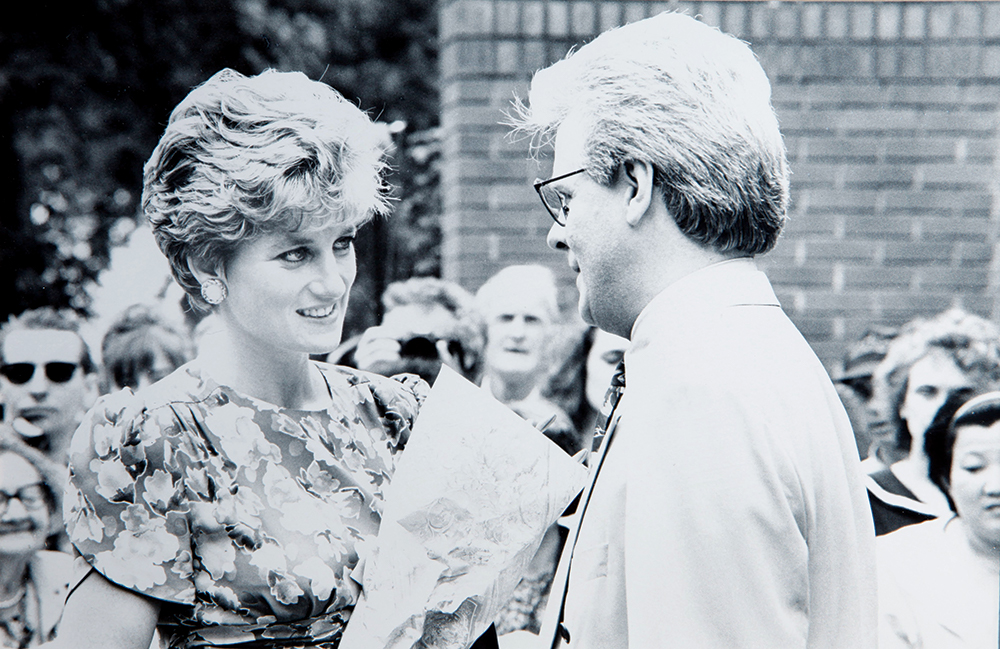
[64,360,426,648]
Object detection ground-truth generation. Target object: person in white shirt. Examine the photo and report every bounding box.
[877,389,1000,648]
[509,11,876,648]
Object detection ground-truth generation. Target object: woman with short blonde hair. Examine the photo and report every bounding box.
[50,69,451,649]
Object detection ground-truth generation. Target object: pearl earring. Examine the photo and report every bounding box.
[200,278,228,305]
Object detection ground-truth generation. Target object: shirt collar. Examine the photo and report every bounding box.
[630,257,780,342]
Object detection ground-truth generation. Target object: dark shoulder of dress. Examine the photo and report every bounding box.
[866,467,937,536]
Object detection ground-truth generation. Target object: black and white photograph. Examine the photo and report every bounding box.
[1,1,999,648]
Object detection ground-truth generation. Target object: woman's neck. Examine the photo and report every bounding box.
[197,327,326,410]
[891,456,952,514]
[950,517,1000,573]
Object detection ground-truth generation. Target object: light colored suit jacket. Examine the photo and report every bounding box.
[556,259,877,649]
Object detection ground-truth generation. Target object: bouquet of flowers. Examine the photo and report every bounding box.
[340,367,588,649]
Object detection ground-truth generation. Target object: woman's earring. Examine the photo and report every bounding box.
[200,278,228,305]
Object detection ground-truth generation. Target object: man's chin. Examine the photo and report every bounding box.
[12,416,47,439]
[577,298,596,327]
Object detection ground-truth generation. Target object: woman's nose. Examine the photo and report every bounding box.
[310,254,349,298]
[1,495,29,519]
[983,465,1000,495]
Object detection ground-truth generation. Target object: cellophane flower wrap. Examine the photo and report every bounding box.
[340,366,588,649]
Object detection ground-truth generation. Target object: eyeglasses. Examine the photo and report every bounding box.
[533,168,587,226]
[0,484,49,513]
[0,362,79,385]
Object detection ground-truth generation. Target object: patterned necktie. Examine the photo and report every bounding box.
[591,357,626,452]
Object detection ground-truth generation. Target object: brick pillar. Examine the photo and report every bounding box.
[439,0,1000,370]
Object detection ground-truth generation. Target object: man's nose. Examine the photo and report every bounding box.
[546,222,568,251]
[25,369,51,396]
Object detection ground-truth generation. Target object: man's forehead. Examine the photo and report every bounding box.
[484,290,552,321]
[2,329,85,363]
[551,115,589,176]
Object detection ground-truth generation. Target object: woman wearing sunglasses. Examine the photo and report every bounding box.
[43,69,497,649]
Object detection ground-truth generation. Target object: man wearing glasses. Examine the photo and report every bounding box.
[511,12,876,649]
[0,308,98,465]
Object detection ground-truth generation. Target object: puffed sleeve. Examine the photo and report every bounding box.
[64,389,196,604]
[362,371,429,452]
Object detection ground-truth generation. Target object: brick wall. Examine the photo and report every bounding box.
[439,0,1000,371]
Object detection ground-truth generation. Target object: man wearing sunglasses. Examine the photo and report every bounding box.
[0,308,98,465]
[510,12,876,649]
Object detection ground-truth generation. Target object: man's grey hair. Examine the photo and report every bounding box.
[509,11,789,256]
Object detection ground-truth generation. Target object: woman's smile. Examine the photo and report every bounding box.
[298,304,337,319]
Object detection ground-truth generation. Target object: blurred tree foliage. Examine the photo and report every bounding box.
[0,0,440,336]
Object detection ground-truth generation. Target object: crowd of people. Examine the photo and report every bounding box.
[1,9,997,649]
[0,276,622,647]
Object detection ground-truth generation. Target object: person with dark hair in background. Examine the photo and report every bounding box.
[877,389,1000,648]
[0,309,99,465]
[100,304,193,393]
[48,68,496,649]
[866,308,1000,535]
[0,435,72,647]
[544,326,629,454]
[351,276,484,384]
[833,326,897,466]
[510,11,875,647]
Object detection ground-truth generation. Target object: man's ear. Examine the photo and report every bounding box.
[622,160,655,227]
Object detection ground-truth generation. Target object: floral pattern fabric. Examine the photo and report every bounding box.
[64,360,426,648]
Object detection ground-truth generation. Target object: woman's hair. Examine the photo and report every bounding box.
[143,68,391,311]
[871,308,1000,453]
[100,304,193,391]
[926,390,1000,512]
[508,11,788,256]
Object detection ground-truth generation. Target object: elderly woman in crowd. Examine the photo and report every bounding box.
[464,265,575,640]
[46,69,495,649]
[473,265,577,455]
[867,308,1000,535]
[877,390,1000,648]
[0,436,71,647]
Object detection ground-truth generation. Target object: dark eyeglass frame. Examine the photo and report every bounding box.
[0,362,79,385]
[0,483,49,513]
[533,168,587,226]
